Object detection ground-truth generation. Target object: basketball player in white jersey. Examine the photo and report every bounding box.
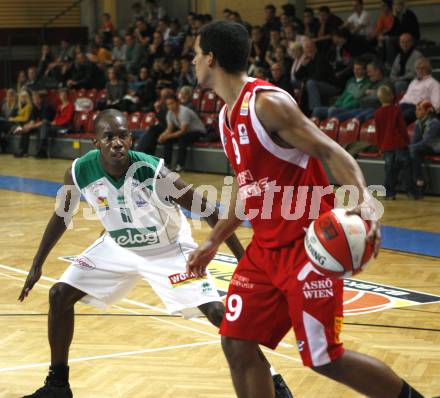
[18,109,293,398]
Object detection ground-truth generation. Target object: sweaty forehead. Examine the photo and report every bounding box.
[96,115,128,135]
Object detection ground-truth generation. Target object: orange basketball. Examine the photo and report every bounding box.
[304,209,374,278]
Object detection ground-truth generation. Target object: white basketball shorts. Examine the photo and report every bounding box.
[59,234,222,318]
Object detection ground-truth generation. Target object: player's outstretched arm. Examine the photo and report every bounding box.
[254,91,380,256]
[186,181,244,278]
[18,167,80,301]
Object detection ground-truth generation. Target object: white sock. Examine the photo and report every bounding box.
[270,366,279,376]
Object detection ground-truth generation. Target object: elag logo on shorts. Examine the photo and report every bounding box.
[73,256,96,271]
[109,227,160,248]
[168,272,206,288]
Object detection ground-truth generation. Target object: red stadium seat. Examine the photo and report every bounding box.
[192,87,203,112]
[76,88,87,98]
[73,111,91,133]
[68,89,77,103]
[359,119,379,157]
[320,118,339,141]
[128,112,141,130]
[338,118,360,145]
[47,89,60,108]
[86,89,98,107]
[140,112,157,129]
[200,90,217,113]
[87,111,100,133]
[201,113,220,138]
[310,116,320,126]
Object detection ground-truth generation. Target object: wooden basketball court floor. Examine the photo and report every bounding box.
[0,155,439,398]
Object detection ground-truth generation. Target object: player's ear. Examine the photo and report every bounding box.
[207,51,216,68]
[93,137,100,149]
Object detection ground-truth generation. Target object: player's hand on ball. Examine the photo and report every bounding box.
[18,265,42,301]
[347,204,381,258]
[186,240,218,278]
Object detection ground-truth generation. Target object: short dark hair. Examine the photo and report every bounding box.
[319,6,330,14]
[199,21,250,74]
[368,59,385,74]
[353,57,367,68]
[164,94,178,102]
[282,4,296,17]
[304,7,314,15]
[94,109,127,134]
[265,4,276,13]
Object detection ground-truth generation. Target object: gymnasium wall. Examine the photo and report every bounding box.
[0,0,81,27]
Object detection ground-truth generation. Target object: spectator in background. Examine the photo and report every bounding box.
[295,38,339,113]
[312,58,370,120]
[13,91,54,158]
[314,6,343,55]
[177,85,195,110]
[281,24,305,51]
[45,40,74,82]
[0,89,18,153]
[177,55,196,88]
[281,3,304,34]
[371,0,395,60]
[37,88,74,158]
[131,2,145,27]
[390,33,423,94]
[16,70,28,93]
[374,85,413,200]
[410,100,440,197]
[144,0,166,27]
[330,28,372,87]
[222,8,232,20]
[97,67,127,110]
[344,0,373,38]
[270,62,293,94]
[1,89,17,119]
[159,94,206,172]
[167,19,184,51]
[148,31,165,66]
[100,13,115,46]
[112,36,127,64]
[229,11,252,33]
[124,34,138,73]
[267,45,292,78]
[262,4,281,36]
[37,45,54,79]
[399,58,440,124]
[135,87,174,155]
[264,29,282,67]
[134,18,152,47]
[24,66,41,91]
[249,26,268,71]
[329,59,393,122]
[289,42,304,88]
[123,66,156,112]
[157,59,177,89]
[393,0,420,41]
[303,8,320,38]
[67,53,93,89]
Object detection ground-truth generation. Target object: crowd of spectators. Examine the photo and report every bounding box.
[0,0,439,190]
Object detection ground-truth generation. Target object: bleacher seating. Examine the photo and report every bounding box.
[320,118,339,141]
[338,118,360,146]
[359,119,379,158]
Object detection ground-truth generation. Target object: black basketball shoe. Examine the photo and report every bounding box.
[273,374,294,398]
[22,376,72,398]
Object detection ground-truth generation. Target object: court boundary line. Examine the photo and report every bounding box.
[0,263,300,367]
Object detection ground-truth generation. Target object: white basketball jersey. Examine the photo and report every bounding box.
[72,150,193,251]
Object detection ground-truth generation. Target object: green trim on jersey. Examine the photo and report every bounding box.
[74,150,161,190]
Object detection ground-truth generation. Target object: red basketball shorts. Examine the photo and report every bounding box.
[219,239,345,367]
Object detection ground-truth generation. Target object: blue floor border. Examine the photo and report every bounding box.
[1,175,439,258]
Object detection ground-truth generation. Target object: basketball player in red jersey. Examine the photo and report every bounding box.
[187,21,426,398]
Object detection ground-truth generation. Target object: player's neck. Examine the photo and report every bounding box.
[213,72,249,110]
[101,157,130,180]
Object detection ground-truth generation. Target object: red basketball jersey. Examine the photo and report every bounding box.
[219,78,334,248]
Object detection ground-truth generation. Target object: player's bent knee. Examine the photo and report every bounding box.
[49,282,83,311]
[198,302,225,327]
[221,336,260,369]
